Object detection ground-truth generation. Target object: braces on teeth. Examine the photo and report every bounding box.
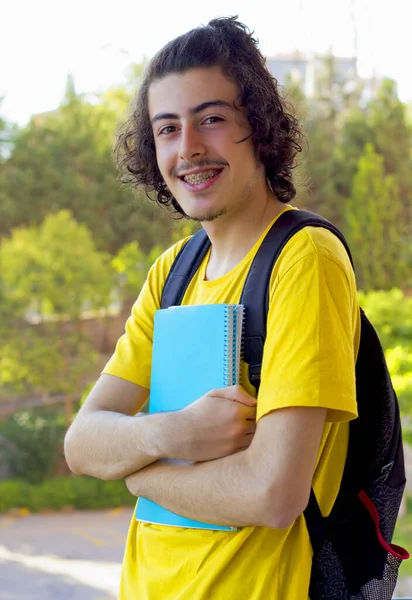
[184,171,218,184]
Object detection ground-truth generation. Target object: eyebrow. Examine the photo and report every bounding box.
[151,100,234,124]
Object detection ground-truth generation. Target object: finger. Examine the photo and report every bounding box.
[231,386,257,407]
[235,397,257,407]
[209,386,257,407]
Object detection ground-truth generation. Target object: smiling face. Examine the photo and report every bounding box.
[148,66,266,223]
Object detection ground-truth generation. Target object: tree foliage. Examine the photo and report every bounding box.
[333,78,412,224]
[0,78,182,255]
[359,289,412,440]
[112,241,164,304]
[345,144,410,291]
[0,211,112,397]
[0,210,112,318]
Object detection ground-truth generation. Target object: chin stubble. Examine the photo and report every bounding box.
[189,207,228,223]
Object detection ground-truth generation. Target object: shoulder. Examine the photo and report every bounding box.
[274,224,355,288]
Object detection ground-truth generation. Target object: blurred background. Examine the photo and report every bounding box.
[0,0,411,598]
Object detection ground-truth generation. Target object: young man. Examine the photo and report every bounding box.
[64,17,360,600]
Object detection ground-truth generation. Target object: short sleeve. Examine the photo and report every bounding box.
[102,239,189,388]
[256,240,359,424]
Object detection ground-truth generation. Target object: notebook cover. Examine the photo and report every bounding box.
[135,304,242,531]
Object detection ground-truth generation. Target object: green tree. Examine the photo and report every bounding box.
[0,75,181,255]
[368,79,412,229]
[300,118,345,225]
[345,144,409,291]
[0,210,112,318]
[358,289,412,351]
[112,242,164,306]
[368,79,412,177]
[406,101,412,126]
[0,211,113,408]
[0,97,6,154]
[297,55,363,228]
[334,79,412,225]
[111,219,197,308]
[386,346,412,416]
[332,106,372,200]
[359,289,412,442]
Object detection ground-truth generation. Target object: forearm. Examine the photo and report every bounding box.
[64,410,185,481]
[126,450,268,528]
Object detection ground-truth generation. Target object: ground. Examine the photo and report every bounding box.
[0,508,131,600]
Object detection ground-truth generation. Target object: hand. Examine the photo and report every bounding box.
[176,385,257,462]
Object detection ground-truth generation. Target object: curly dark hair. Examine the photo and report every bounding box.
[115,16,305,217]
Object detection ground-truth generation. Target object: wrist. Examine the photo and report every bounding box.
[126,469,145,497]
[144,410,190,460]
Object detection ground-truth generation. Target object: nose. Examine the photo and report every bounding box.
[179,124,206,161]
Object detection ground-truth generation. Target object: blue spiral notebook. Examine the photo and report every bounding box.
[135,303,244,531]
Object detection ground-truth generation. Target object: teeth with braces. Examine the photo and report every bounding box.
[183,170,218,184]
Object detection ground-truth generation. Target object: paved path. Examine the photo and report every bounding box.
[0,508,132,600]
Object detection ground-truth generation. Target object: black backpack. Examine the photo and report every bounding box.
[160,209,409,599]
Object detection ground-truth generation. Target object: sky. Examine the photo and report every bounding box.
[1,0,411,125]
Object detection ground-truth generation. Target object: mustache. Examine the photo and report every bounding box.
[173,159,228,178]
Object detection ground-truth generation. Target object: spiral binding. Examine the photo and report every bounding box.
[223,304,245,386]
[236,305,245,383]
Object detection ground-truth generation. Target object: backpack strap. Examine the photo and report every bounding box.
[240,209,353,391]
[161,229,211,309]
[239,208,354,558]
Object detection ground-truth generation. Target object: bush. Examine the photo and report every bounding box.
[0,475,136,513]
[358,290,412,444]
[386,346,412,443]
[0,406,66,483]
[358,289,412,350]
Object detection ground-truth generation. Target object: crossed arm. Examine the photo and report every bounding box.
[65,374,326,529]
[125,404,327,530]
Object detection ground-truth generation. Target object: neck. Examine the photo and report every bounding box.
[201,185,287,280]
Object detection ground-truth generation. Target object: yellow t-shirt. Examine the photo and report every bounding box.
[103,205,360,600]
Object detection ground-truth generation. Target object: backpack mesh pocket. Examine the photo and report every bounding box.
[351,553,402,600]
[310,540,404,600]
[309,483,408,600]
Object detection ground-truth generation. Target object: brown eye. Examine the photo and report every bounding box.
[159,126,177,135]
[203,116,223,125]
